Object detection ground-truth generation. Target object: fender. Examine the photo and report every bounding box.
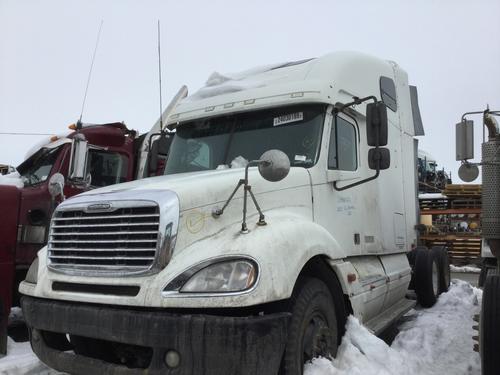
[143,209,347,308]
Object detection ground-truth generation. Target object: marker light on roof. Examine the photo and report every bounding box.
[50,136,59,142]
[244,99,255,105]
[68,123,77,130]
[291,92,304,98]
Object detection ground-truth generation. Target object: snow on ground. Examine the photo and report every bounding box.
[0,280,481,375]
[450,264,481,274]
[305,279,481,375]
[0,338,60,375]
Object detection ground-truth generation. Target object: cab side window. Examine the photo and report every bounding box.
[328,116,357,171]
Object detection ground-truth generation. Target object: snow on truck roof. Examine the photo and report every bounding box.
[23,122,128,160]
[418,149,436,162]
[168,51,399,125]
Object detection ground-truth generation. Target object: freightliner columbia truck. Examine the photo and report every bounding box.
[19,52,449,374]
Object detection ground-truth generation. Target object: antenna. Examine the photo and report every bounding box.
[157,20,164,132]
[78,20,104,129]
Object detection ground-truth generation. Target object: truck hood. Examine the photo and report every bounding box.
[77,167,312,213]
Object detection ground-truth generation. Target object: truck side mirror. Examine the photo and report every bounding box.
[68,137,90,185]
[456,120,474,160]
[48,173,65,201]
[368,148,390,170]
[366,102,388,146]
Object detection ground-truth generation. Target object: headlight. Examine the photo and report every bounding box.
[165,258,258,294]
[25,257,39,284]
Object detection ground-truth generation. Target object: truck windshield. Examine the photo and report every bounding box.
[165,104,325,174]
[17,147,60,187]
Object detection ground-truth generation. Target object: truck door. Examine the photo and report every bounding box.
[313,113,367,255]
[312,111,387,320]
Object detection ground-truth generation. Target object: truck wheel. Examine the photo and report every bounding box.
[481,274,500,374]
[431,246,450,294]
[479,266,497,288]
[280,278,338,375]
[414,248,439,307]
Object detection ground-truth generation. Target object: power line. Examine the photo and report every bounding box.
[0,132,55,136]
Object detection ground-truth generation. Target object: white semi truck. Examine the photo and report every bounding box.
[19,51,449,374]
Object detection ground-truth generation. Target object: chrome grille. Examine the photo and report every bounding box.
[48,202,160,274]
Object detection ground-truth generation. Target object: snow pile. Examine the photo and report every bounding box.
[418,193,446,200]
[305,279,481,375]
[230,156,249,169]
[0,171,23,188]
[450,264,481,274]
[186,63,286,101]
[0,338,61,375]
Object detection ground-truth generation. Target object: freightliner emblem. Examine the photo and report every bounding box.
[86,203,113,212]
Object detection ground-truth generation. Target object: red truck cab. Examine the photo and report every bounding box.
[0,122,139,353]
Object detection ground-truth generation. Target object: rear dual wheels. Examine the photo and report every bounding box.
[280,278,340,375]
[414,246,450,307]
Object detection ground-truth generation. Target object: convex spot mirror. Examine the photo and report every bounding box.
[368,148,390,170]
[366,102,388,146]
[458,163,479,182]
[48,173,65,199]
[68,137,89,183]
[258,150,290,182]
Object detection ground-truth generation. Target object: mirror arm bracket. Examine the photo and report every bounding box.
[213,160,269,233]
[333,168,380,191]
[335,95,378,114]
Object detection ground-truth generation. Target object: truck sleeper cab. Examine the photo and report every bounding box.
[20,51,443,375]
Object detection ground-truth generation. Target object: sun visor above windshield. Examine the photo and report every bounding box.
[24,134,71,160]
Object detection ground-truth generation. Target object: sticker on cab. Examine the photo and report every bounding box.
[273,112,304,126]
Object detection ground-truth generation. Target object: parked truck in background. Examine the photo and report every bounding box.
[417,149,452,192]
[0,86,187,355]
[455,109,500,375]
[19,52,449,374]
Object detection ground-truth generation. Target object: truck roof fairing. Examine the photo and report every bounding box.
[167,51,399,126]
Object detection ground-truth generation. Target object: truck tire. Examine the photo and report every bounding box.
[280,278,338,375]
[407,247,421,290]
[414,248,439,308]
[481,274,500,374]
[431,246,450,294]
[479,266,497,288]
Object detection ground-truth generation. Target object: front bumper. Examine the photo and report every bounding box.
[22,296,290,375]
